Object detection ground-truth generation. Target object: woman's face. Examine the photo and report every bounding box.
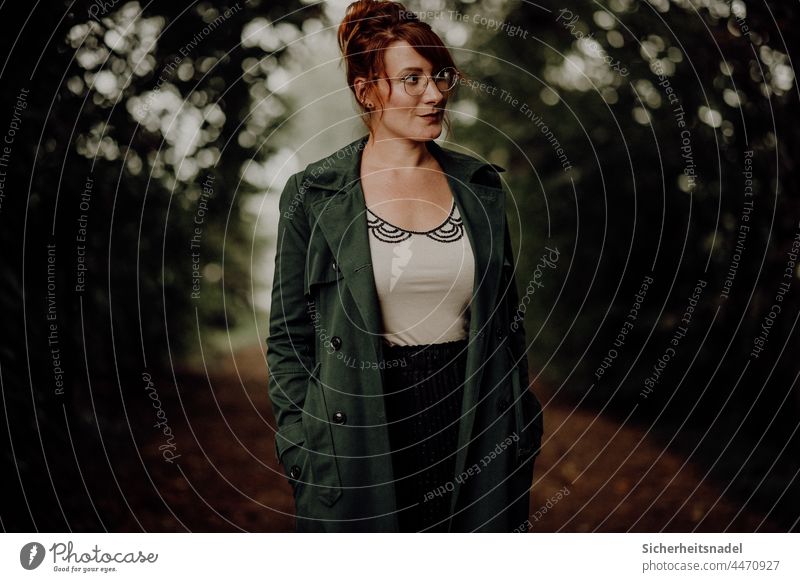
[358,40,448,142]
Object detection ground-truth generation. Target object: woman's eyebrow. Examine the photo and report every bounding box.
[396,66,426,74]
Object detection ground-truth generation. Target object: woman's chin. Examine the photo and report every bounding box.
[385,121,443,141]
[410,125,443,141]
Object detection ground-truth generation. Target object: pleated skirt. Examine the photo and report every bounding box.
[381,338,469,532]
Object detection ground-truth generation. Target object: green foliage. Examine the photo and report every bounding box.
[2,0,322,380]
[447,0,797,405]
[438,0,799,524]
[0,0,321,529]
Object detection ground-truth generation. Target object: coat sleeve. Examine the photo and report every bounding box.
[485,161,529,389]
[502,218,529,389]
[266,171,315,476]
[502,211,544,456]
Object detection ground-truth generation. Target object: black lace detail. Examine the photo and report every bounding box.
[367,201,464,243]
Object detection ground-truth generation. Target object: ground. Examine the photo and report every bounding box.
[110,343,778,532]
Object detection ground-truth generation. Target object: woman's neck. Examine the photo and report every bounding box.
[361,133,437,171]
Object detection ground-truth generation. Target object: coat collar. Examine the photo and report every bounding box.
[304,134,508,512]
[302,133,504,195]
[304,134,506,347]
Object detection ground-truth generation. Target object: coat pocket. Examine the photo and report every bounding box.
[301,364,344,507]
[506,346,543,463]
[275,418,309,498]
[275,362,322,496]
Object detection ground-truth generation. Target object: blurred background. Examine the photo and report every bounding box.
[0,0,797,532]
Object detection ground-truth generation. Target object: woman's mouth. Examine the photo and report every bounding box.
[419,112,442,120]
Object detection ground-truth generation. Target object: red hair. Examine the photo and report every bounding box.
[337,0,461,134]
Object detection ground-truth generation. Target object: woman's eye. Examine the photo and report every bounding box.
[404,75,420,84]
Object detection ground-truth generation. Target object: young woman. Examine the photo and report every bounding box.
[267,0,543,532]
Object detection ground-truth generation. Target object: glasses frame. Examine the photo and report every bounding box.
[373,67,460,97]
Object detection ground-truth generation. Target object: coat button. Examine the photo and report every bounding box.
[332,410,347,424]
[332,261,338,271]
[330,336,342,350]
[289,465,301,479]
[496,328,505,340]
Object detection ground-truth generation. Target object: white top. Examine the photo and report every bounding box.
[366,199,475,347]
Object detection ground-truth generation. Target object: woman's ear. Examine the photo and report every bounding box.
[354,76,369,105]
[353,77,367,104]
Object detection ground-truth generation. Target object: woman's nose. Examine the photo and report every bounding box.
[422,78,445,103]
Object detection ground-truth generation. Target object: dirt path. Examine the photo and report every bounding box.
[114,343,777,532]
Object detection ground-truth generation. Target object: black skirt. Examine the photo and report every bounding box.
[381,338,469,532]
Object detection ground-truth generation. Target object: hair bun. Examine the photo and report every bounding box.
[337,1,416,56]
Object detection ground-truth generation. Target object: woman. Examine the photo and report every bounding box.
[267,0,543,532]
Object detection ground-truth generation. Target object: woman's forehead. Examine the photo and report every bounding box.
[383,40,434,73]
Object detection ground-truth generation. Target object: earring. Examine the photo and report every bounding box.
[365,101,373,109]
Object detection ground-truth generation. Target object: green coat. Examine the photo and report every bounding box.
[267,134,543,532]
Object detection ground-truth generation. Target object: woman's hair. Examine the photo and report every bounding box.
[337,0,461,135]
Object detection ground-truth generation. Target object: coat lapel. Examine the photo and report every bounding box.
[307,136,384,372]
[305,134,507,518]
[429,144,507,520]
[309,177,385,365]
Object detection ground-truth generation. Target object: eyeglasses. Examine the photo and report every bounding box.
[379,67,460,97]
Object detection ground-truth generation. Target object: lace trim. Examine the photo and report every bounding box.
[367,200,464,243]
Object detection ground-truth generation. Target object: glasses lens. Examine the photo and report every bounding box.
[434,68,457,92]
[404,74,425,96]
[402,69,458,95]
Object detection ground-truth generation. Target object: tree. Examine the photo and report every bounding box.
[0,0,322,530]
[448,0,798,528]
